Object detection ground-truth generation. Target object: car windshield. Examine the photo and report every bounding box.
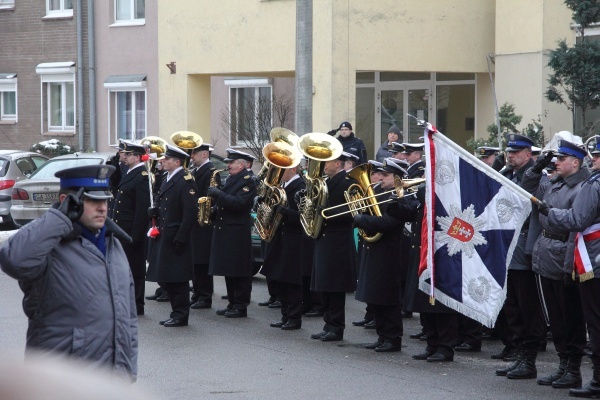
[29,158,103,180]
[0,158,8,178]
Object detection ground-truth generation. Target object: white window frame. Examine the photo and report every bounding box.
[44,0,73,18]
[36,62,76,135]
[104,76,147,146]
[0,74,17,123]
[112,0,145,27]
[0,0,15,10]
[225,79,273,147]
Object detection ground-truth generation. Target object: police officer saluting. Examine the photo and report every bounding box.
[112,140,151,316]
[209,149,257,318]
[146,144,199,327]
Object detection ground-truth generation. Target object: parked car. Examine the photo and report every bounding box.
[0,150,49,229]
[10,152,115,226]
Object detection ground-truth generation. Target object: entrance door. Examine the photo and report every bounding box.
[379,85,430,148]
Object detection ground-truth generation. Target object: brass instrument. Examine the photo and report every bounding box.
[585,135,600,159]
[139,136,168,189]
[254,141,302,242]
[321,176,425,219]
[170,131,203,169]
[197,168,224,226]
[296,132,343,239]
[270,127,298,147]
[343,163,384,242]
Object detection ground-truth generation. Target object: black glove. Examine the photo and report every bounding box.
[563,273,575,287]
[207,187,221,198]
[273,204,288,219]
[58,187,85,222]
[537,200,550,216]
[173,240,185,256]
[531,151,554,173]
[415,186,425,205]
[253,195,263,210]
[353,213,364,227]
[491,152,505,172]
[147,207,159,218]
[326,128,339,136]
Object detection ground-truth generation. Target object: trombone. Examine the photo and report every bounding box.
[320,177,425,219]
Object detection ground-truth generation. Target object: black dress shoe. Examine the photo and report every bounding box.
[221,295,228,300]
[410,331,425,339]
[311,330,327,339]
[352,318,372,326]
[281,322,301,330]
[268,300,282,309]
[224,309,247,318]
[375,342,402,353]
[427,352,454,362]
[364,339,384,350]
[191,300,211,309]
[156,293,170,302]
[320,332,343,342]
[364,320,376,329]
[145,293,160,301]
[163,318,188,327]
[159,318,170,325]
[454,342,481,352]
[401,311,413,318]
[216,308,231,316]
[258,298,276,306]
[305,310,324,317]
[270,321,286,328]
[412,351,435,360]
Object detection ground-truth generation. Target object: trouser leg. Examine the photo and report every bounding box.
[323,292,346,335]
[164,282,190,320]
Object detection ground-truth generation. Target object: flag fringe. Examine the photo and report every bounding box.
[578,271,595,282]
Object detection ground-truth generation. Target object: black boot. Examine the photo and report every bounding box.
[569,365,600,398]
[507,348,537,379]
[537,353,568,386]
[496,348,523,376]
[553,353,583,389]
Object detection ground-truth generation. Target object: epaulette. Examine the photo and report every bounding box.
[244,175,250,180]
[418,166,425,170]
[184,173,193,181]
[142,171,148,176]
[210,167,216,171]
[585,171,600,184]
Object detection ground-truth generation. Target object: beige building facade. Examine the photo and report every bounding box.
[158,0,574,159]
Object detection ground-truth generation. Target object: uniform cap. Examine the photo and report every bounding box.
[505,134,535,152]
[402,143,425,154]
[368,160,385,172]
[555,140,586,159]
[476,146,499,157]
[119,140,145,155]
[224,148,256,162]
[55,165,116,200]
[383,158,408,177]
[164,144,190,161]
[389,142,405,154]
[338,151,360,162]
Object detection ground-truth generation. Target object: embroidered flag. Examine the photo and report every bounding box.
[419,124,532,327]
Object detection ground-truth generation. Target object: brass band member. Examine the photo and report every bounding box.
[353,159,407,352]
[146,145,199,327]
[190,143,221,310]
[209,149,258,318]
[310,151,357,342]
[111,140,150,316]
[261,164,305,330]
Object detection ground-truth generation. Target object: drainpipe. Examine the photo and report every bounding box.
[486,53,501,151]
[76,0,84,151]
[88,0,96,151]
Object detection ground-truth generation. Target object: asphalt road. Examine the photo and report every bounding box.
[0,244,592,400]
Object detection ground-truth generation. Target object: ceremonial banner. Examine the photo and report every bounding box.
[419,124,532,327]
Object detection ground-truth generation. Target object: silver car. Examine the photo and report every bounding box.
[0,150,49,229]
[11,152,115,226]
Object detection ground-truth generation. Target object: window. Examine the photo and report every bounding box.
[104,75,147,145]
[0,0,15,10]
[114,0,144,24]
[36,62,76,134]
[0,73,17,122]
[45,0,73,18]
[225,80,272,146]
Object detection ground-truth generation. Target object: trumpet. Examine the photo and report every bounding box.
[321,177,425,219]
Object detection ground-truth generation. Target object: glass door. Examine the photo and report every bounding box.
[380,90,404,145]
[407,88,429,143]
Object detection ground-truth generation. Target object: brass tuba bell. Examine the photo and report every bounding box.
[169,131,203,169]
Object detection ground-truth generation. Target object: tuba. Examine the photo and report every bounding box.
[254,141,302,242]
[170,131,203,169]
[344,163,384,242]
[197,168,224,226]
[296,132,343,239]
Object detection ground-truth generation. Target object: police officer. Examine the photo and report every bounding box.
[336,121,368,164]
[539,136,600,397]
[261,164,305,330]
[522,140,589,388]
[146,145,199,327]
[209,149,257,318]
[353,158,407,352]
[189,143,221,310]
[111,141,151,315]
[310,152,357,342]
[495,134,546,379]
[402,143,426,178]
